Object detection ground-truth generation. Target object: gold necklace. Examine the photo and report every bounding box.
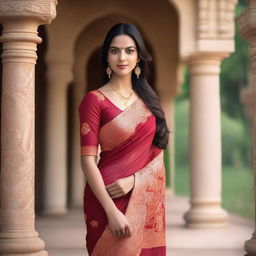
[110,85,134,106]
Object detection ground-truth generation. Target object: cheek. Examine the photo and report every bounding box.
[129,55,138,65]
[107,55,117,66]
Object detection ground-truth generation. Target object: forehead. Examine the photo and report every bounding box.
[110,35,136,48]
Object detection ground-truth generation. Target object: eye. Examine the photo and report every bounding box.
[110,49,118,54]
[127,49,135,54]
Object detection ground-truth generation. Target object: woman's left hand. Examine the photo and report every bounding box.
[106,175,135,199]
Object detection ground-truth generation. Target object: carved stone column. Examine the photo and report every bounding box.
[0,1,57,255]
[184,56,228,228]
[238,1,256,254]
[42,61,72,214]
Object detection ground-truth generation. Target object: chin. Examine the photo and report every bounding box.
[114,71,132,77]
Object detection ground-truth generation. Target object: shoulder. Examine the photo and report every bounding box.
[79,90,106,111]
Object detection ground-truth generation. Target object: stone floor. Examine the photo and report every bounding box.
[36,192,254,256]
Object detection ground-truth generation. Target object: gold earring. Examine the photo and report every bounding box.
[106,66,112,78]
[134,63,141,79]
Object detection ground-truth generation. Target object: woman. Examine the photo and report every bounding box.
[79,23,169,256]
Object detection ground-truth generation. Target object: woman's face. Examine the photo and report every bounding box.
[107,34,139,78]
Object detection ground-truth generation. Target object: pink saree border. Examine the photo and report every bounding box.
[91,151,166,256]
[81,145,98,155]
[98,98,152,152]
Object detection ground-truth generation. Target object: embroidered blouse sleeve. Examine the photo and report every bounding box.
[78,92,102,156]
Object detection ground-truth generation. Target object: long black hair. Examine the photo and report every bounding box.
[100,23,169,149]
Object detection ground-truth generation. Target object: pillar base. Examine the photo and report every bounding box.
[244,232,256,256]
[183,203,228,228]
[0,235,47,255]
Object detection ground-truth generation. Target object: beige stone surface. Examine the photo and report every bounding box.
[0,0,57,254]
[184,56,228,228]
[36,194,253,256]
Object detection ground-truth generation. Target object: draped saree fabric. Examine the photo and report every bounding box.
[79,90,166,256]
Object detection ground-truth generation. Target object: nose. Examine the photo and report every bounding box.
[119,50,126,62]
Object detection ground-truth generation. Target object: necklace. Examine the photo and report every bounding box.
[110,84,134,106]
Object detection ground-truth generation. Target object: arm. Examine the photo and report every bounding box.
[81,155,132,238]
[106,174,135,199]
[81,155,116,213]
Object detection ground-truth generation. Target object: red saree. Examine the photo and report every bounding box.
[79,89,166,256]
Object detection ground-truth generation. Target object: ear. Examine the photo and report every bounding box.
[137,58,140,63]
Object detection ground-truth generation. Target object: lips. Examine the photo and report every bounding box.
[117,65,128,69]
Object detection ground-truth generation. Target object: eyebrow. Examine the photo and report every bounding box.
[109,46,136,50]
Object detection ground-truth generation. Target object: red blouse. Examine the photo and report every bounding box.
[78,89,123,156]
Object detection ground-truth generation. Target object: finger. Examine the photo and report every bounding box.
[111,192,125,199]
[108,189,123,196]
[120,228,126,237]
[125,225,132,237]
[116,230,123,238]
[106,182,118,189]
[107,189,121,197]
[107,186,121,193]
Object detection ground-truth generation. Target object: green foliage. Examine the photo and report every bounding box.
[220,0,249,120]
[220,34,249,120]
[176,66,189,101]
[174,99,189,167]
[221,112,250,167]
[222,166,254,220]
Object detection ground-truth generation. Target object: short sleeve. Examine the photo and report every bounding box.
[78,91,101,156]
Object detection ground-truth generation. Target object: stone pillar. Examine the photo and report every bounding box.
[184,56,228,228]
[0,0,57,255]
[238,1,256,254]
[70,86,85,207]
[42,61,72,214]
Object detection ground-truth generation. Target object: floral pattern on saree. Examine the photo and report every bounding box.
[81,122,91,135]
[91,90,106,101]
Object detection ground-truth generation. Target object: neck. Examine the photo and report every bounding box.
[109,74,133,91]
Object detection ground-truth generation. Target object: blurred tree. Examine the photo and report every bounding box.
[220,0,249,120]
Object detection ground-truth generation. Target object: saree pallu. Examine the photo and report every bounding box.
[80,90,166,256]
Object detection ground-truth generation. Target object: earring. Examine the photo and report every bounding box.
[106,66,112,78]
[134,63,141,79]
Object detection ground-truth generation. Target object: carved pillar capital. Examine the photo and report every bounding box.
[198,0,237,40]
[0,0,58,64]
[195,0,237,54]
[0,0,57,25]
